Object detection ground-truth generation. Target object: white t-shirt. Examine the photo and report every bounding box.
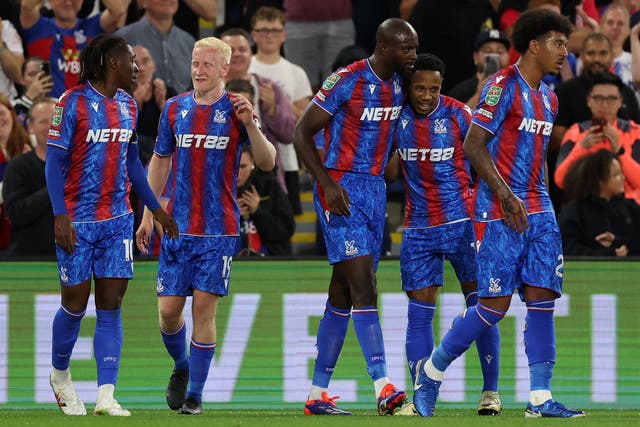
[0,20,24,99]
[249,56,313,104]
[249,57,313,172]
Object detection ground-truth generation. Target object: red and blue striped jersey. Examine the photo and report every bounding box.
[47,83,137,222]
[313,59,404,176]
[22,15,103,98]
[471,64,557,221]
[154,91,250,236]
[394,95,474,228]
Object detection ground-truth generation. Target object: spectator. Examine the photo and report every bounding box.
[221,28,296,195]
[12,56,52,128]
[131,45,176,165]
[1,96,55,257]
[447,29,511,108]
[558,149,640,256]
[598,4,632,89]
[249,6,312,214]
[0,16,25,100]
[116,0,196,93]
[235,148,295,256]
[20,0,126,98]
[552,32,640,152]
[0,94,31,250]
[283,0,355,91]
[555,72,640,205]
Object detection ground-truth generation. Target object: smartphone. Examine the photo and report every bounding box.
[40,61,50,76]
[484,54,500,78]
[591,117,606,133]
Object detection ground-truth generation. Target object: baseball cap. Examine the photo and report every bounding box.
[474,29,510,51]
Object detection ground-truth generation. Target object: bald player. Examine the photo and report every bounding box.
[293,18,418,416]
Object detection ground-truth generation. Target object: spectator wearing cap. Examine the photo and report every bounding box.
[447,29,510,109]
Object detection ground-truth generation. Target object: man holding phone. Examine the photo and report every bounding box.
[448,29,510,109]
[12,56,53,128]
[555,72,640,205]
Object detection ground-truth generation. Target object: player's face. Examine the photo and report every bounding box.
[191,47,229,93]
[50,0,83,21]
[587,83,622,122]
[582,39,612,75]
[27,102,55,147]
[237,151,254,188]
[386,30,418,74]
[222,35,253,76]
[409,69,442,116]
[134,45,156,85]
[600,158,625,200]
[115,45,139,92]
[252,19,286,55]
[535,30,568,75]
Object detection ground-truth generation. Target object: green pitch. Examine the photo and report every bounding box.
[0,409,638,427]
[0,259,638,412]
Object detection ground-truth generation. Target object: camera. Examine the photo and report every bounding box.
[40,61,50,76]
[483,54,500,78]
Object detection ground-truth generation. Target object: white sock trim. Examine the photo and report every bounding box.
[425,358,445,382]
[374,377,391,398]
[530,389,552,405]
[50,367,70,385]
[308,385,327,400]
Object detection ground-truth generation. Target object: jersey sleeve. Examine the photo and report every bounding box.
[471,73,513,134]
[47,91,76,151]
[154,100,175,156]
[311,68,354,116]
[456,103,473,138]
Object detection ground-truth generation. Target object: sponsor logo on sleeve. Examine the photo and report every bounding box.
[51,106,64,126]
[484,86,502,106]
[321,73,341,90]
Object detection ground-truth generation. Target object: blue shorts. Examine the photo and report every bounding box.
[314,172,386,268]
[55,213,134,286]
[474,211,563,300]
[157,234,236,297]
[401,220,476,291]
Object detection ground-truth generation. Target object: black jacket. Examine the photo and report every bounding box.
[558,195,640,256]
[237,169,295,256]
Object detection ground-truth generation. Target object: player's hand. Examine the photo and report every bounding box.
[229,93,255,125]
[54,214,77,254]
[258,82,276,116]
[151,207,178,239]
[323,180,351,216]
[135,215,154,255]
[595,231,615,248]
[500,192,528,233]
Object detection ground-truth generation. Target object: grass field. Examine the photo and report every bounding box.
[0,409,638,426]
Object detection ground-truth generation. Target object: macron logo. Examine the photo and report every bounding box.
[369,84,376,94]
[181,109,189,119]
[495,76,505,84]
[91,102,99,112]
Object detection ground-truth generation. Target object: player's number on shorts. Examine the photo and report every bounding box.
[122,239,134,262]
[221,255,233,279]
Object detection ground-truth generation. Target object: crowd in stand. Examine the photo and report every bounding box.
[1,0,640,258]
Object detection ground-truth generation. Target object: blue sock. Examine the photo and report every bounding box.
[524,299,556,390]
[161,323,189,371]
[94,309,123,386]
[432,303,505,372]
[406,299,436,383]
[187,341,216,402]
[51,306,85,370]
[312,301,350,388]
[352,306,387,381]
[466,292,500,392]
